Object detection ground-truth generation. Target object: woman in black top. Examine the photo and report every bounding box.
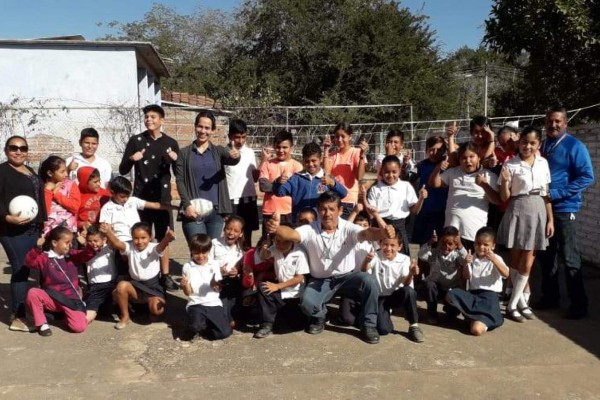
[0,135,46,332]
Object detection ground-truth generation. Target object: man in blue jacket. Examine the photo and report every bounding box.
[536,107,594,319]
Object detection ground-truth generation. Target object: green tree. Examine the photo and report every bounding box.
[484,0,600,117]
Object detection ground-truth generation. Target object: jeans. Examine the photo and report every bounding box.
[301,271,379,327]
[0,228,39,318]
[182,209,225,242]
[539,212,588,310]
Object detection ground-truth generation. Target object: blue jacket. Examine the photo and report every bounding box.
[272,169,348,221]
[544,133,594,213]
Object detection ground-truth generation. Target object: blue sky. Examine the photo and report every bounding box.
[0,0,492,55]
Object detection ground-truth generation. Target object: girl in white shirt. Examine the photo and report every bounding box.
[497,127,554,322]
[446,227,509,336]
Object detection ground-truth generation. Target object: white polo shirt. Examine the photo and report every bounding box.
[86,245,116,284]
[99,197,146,241]
[270,245,310,299]
[368,251,412,296]
[209,237,243,273]
[297,218,362,278]
[121,242,162,282]
[66,153,113,188]
[469,254,505,292]
[367,179,418,220]
[225,145,258,201]
[182,260,223,308]
[497,155,551,196]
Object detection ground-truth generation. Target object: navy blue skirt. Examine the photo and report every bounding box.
[446,289,504,330]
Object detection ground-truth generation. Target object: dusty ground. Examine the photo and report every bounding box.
[1,222,599,400]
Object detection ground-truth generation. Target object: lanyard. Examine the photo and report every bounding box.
[318,226,338,261]
[542,134,568,158]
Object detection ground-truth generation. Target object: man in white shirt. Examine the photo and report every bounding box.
[66,128,113,188]
[267,191,395,344]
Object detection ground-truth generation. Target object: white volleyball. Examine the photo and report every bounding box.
[190,198,214,218]
[9,195,38,220]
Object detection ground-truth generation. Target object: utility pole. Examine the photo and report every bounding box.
[484,61,489,117]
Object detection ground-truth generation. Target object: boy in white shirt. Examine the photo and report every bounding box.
[254,224,310,338]
[66,127,113,188]
[363,231,424,343]
[180,234,232,340]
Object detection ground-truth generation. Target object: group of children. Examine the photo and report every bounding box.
[22,115,551,343]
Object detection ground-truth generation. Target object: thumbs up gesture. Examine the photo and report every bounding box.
[130,148,146,162]
[418,184,428,200]
[465,249,473,265]
[410,258,420,275]
[164,227,176,242]
[446,121,458,138]
[266,212,280,234]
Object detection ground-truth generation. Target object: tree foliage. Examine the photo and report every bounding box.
[484,0,600,116]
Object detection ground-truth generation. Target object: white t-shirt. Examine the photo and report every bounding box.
[354,240,375,270]
[121,242,163,282]
[468,254,505,292]
[367,179,418,220]
[86,245,116,284]
[182,260,223,307]
[441,167,499,241]
[297,218,362,278]
[209,237,243,273]
[66,153,112,188]
[270,245,310,299]
[368,251,412,296]
[498,155,551,196]
[225,145,257,200]
[419,244,467,290]
[99,197,146,241]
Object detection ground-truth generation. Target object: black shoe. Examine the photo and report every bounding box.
[361,326,380,344]
[38,327,52,337]
[307,319,325,335]
[408,325,425,343]
[532,299,560,310]
[254,323,273,339]
[564,307,588,320]
[161,275,179,291]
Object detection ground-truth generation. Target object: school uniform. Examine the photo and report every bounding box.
[183,260,232,339]
[225,145,260,234]
[210,238,244,322]
[367,179,418,254]
[99,197,146,242]
[121,242,164,299]
[446,254,506,330]
[497,155,551,250]
[258,245,309,324]
[84,245,117,312]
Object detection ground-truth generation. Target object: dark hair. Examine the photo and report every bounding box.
[385,129,404,143]
[439,226,459,239]
[520,126,543,142]
[383,229,403,245]
[470,116,493,131]
[425,135,446,150]
[39,155,66,182]
[143,104,165,118]
[228,119,247,136]
[302,142,322,159]
[546,106,567,120]
[497,125,518,138]
[225,215,247,251]
[381,155,401,169]
[131,221,152,236]
[333,122,353,136]
[317,191,341,208]
[475,226,496,241]
[88,169,101,181]
[189,233,212,253]
[86,224,106,238]
[354,211,370,224]
[457,142,480,159]
[79,128,99,143]
[4,135,28,150]
[109,176,133,196]
[44,226,72,251]
[297,207,317,220]
[273,130,293,146]
[194,110,216,130]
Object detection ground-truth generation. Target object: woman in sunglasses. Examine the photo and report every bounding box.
[0,136,46,332]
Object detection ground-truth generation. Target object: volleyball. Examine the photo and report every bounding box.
[190,198,214,218]
[9,195,38,220]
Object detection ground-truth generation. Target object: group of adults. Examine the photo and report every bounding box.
[0,106,593,333]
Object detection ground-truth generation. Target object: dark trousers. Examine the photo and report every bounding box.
[301,271,379,327]
[539,212,588,311]
[220,276,241,323]
[377,287,419,335]
[187,304,232,340]
[138,209,172,240]
[0,228,38,317]
[383,218,409,255]
[411,211,445,246]
[423,280,460,316]
[257,285,303,326]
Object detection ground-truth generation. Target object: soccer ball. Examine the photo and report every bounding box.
[9,195,38,220]
[190,198,214,219]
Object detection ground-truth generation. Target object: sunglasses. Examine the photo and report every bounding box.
[6,145,29,153]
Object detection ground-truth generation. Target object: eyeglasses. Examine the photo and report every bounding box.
[6,145,29,153]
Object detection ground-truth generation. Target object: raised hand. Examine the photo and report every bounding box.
[440,155,450,171]
[403,149,411,165]
[321,175,334,188]
[429,229,438,245]
[475,173,488,187]
[130,148,146,162]
[465,249,473,264]
[180,273,189,288]
[359,138,369,156]
[500,166,511,184]
[266,212,280,234]
[418,184,428,200]
[410,258,420,275]
[67,158,79,172]
[229,147,240,160]
[166,147,178,161]
[384,224,395,239]
[323,135,332,149]
[446,121,458,138]
[164,227,176,242]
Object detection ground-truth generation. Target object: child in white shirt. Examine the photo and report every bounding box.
[363,232,424,343]
[254,228,309,338]
[446,227,509,336]
[180,234,232,340]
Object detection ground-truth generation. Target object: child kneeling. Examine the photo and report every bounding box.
[180,234,232,340]
[445,227,509,336]
[253,229,309,338]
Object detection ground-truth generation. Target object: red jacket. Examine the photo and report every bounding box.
[77,167,110,228]
[241,247,275,288]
